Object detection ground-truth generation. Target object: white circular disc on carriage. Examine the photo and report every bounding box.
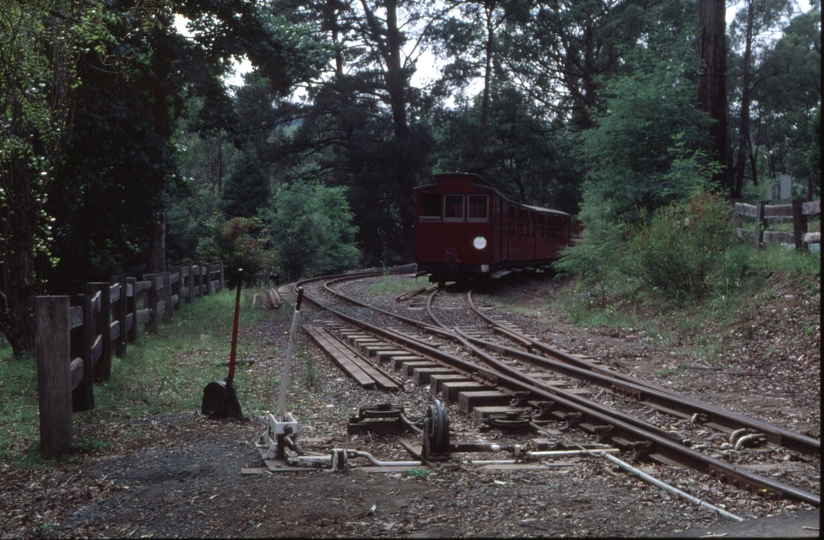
[473,236,487,250]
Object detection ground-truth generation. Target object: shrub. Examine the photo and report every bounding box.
[621,191,743,300]
[553,196,625,306]
[197,213,277,281]
[264,181,359,281]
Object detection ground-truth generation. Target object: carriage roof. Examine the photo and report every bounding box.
[416,172,570,217]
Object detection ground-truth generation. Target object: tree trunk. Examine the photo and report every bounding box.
[479,2,495,168]
[149,209,167,273]
[362,0,416,261]
[733,3,755,199]
[148,23,172,273]
[1,156,38,356]
[698,0,729,192]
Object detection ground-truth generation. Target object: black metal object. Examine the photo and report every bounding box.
[201,379,243,419]
[422,399,450,458]
[479,411,534,432]
[347,403,421,435]
[201,273,244,419]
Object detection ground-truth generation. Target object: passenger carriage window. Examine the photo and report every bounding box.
[467,195,488,222]
[444,195,464,221]
[419,194,441,221]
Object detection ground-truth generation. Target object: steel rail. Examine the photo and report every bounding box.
[421,291,819,505]
[465,291,821,458]
[422,291,687,444]
[298,271,820,505]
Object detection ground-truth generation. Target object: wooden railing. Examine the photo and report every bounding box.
[36,262,225,455]
[735,199,820,250]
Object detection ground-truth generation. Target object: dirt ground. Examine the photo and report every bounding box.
[0,273,819,538]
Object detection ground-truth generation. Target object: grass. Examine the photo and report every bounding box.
[368,273,426,296]
[750,242,821,277]
[403,467,430,479]
[0,287,278,469]
[553,242,820,366]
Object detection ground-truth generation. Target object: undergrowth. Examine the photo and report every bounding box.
[0,287,280,469]
[554,242,820,365]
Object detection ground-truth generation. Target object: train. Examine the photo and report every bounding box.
[413,172,572,286]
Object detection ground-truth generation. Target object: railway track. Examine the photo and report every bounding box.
[290,268,820,507]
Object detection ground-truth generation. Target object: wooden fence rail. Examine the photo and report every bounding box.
[735,199,821,250]
[36,262,225,455]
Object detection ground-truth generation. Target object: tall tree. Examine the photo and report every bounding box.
[727,0,796,199]
[220,152,271,218]
[697,0,729,191]
[433,84,581,211]
[263,0,435,265]
[0,0,108,356]
[752,8,820,199]
[504,0,653,130]
[581,40,716,223]
[52,0,328,282]
[430,0,518,170]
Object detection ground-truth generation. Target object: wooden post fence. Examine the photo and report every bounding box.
[735,199,820,250]
[36,296,74,456]
[35,262,225,455]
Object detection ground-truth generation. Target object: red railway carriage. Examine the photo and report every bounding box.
[414,172,571,284]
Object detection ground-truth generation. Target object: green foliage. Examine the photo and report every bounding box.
[1,0,111,353]
[749,243,821,277]
[0,351,40,464]
[264,181,360,281]
[622,192,744,300]
[726,3,819,197]
[751,9,821,196]
[403,467,430,479]
[553,197,625,306]
[561,33,728,307]
[368,274,423,297]
[197,213,276,279]
[220,152,271,218]
[580,41,716,223]
[433,84,582,212]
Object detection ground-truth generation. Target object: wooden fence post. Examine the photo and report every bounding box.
[37,296,73,455]
[219,261,225,291]
[754,201,767,249]
[170,267,180,312]
[143,273,159,334]
[126,277,137,344]
[88,283,112,382]
[185,264,194,303]
[111,276,127,357]
[192,264,201,298]
[70,295,94,411]
[792,198,808,251]
[162,271,173,323]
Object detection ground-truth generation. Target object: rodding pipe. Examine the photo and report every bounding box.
[527,448,620,458]
[286,450,423,469]
[348,450,422,468]
[600,452,744,522]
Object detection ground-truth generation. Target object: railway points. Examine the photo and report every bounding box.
[267,266,819,518]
